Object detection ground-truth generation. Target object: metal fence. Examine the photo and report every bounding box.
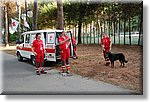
[74,34,143,45]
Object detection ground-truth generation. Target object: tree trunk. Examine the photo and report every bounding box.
[75,25,77,39]
[56,0,64,30]
[124,20,126,45]
[113,21,115,44]
[100,20,103,40]
[25,0,27,19]
[93,22,95,44]
[77,4,82,44]
[96,10,100,44]
[90,23,92,44]
[118,18,120,44]
[108,5,111,37]
[78,18,82,44]
[4,4,9,47]
[86,24,88,44]
[25,0,28,31]
[129,17,131,45]
[32,0,38,30]
[104,20,106,33]
[82,24,84,44]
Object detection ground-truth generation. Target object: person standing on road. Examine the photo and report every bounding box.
[72,35,78,59]
[101,33,111,66]
[59,31,72,76]
[31,33,47,75]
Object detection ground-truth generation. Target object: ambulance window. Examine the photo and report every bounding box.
[56,32,61,45]
[47,32,55,44]
[44,32,46,45]
[25,34,30,43]
[20,35,24,43]
[31,34,36,43]
[44,32,46,40]
[56,32,61,38]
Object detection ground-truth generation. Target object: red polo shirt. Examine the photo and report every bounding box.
[59,36,69,51]
[32,39,44,53]
[101,36,111,49]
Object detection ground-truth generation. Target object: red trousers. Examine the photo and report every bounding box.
[35,52,44,67]
[60,49,70,72]
[103,47,110,57]
[103,47,110,65]
[103,47,110,53]
[60,48,70,61]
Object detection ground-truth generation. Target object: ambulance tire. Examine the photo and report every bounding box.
[17,52,23,61]
[31,56,36,66]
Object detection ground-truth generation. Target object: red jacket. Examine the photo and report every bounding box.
[72,37,76,45]
[59,36,70,51]
[101,36,111,49]
[32,39,44,53]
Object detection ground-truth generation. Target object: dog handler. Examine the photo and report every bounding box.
[101,33,112,66]
[31,33,47,75]
[59,31,72,75]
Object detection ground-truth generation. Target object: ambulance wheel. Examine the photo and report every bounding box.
[17,52,23,61]
[31,56,36,66]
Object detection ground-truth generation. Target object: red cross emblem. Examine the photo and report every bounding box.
[12,22,16,26]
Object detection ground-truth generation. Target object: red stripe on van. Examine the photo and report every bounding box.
[45,49,55,53]
[17,47,32,52]
[22,47,32,51]
[17,47,55,53]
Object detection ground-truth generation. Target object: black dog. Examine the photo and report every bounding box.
[105,52,128,67]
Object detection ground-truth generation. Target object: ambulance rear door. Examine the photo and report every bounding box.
[45,32,56,62]
[55,31,62,60]
[66,31,74,57]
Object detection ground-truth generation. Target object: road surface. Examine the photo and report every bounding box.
[0,51,137,95]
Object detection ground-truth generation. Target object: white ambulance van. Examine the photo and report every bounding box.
[16,30,74,65]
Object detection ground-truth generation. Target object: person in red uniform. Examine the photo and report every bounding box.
[59,31,71,75]
[101,33,111,66]
[31,33,47,75]
[72,36,78,59]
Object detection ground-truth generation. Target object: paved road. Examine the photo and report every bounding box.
[0,51,137,95]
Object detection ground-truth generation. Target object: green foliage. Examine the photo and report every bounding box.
[38,2,57,29]
[2,0,142,42]
[37,1,142,31]
[9,33,18,42]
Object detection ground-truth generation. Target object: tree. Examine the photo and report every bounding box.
[4,2,9,47]
[38,2,57,29]
[56,0,64,30]
[63,1,99,44]
[32,0,38,30]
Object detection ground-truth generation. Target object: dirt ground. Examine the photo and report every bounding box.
[0,44,143,94]
[70,44,143,94]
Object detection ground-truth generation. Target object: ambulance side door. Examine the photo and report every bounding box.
[23,33,32,58]
[45,32,56,61]
[20,34,28,58]
[55,32,62,60]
